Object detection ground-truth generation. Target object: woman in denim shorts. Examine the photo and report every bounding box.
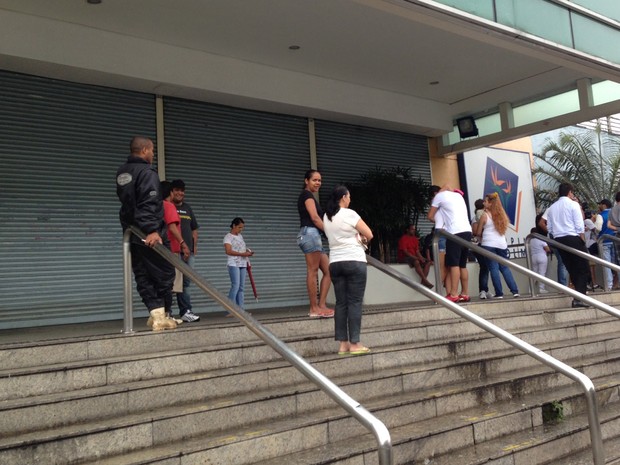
[433,213,449,294]
[297,170,334,318]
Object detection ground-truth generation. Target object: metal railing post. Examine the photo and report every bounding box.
[432,232,441,302]
[122,229,134,335]
[123,226,393,465]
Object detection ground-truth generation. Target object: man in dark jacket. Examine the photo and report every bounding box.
[116,136,176,330]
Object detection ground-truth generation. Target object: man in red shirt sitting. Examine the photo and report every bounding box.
[397,224,433,288]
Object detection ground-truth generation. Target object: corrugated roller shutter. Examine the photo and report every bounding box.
[314,119,433,234]
[0,71,156,328]
[163,98,311,312]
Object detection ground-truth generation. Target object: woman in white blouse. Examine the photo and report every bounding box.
[223,217,254,311]
[323,186,373,355]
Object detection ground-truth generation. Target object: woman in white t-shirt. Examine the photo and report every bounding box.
[223,217,254,312]
[323,186,373,356]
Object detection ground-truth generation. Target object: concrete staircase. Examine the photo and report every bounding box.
[2,293,620,464]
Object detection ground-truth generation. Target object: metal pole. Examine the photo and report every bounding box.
[122,229,134,335]
[432,231,441,303]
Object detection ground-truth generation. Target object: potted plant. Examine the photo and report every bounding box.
[347,166,431,262]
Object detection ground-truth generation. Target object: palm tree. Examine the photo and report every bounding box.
[533,126,620,211]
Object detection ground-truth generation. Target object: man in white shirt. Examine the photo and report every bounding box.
[543,182,590,307]
[427,185,472,303]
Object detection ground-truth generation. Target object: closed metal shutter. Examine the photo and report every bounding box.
[162,98,311,312]
[314,120,433,234]
[0,72,435,328]
[0,71,156,328]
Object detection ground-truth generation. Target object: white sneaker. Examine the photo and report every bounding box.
[492,295,504,299]
[181,310,200,323]
[166,312,183,325]
[479,291,488,299]
[539,288,549,294]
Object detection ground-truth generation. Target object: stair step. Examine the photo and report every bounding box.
[415,400,620,465]
[73,372,620,465]
[2,307,620,436]
[2,316,620,439]
[250,384,620,465]
[1,295,614,371]
[3,333,620,464]
[1,304,617,404]
[4,294,620,464]
[556,435,620,464]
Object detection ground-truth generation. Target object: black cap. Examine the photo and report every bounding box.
[171,179,186,190]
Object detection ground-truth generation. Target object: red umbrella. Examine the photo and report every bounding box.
[247,261,258,301]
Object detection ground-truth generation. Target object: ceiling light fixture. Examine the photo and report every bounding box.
[288,45,300,50]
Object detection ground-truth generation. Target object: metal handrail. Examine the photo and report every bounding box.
[402,229,606,465]
[122,227,393,465]
[526,232,620,306]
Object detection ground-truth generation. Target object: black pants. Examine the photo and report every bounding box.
[330,261,367,344]
[131,242,175,312]
[555,235,589,296]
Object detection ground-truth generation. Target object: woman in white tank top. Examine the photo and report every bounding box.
[474,193,520,298]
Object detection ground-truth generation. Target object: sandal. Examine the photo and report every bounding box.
[308,309,334,318]
[349,347,371,355]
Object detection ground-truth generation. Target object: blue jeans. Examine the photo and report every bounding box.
[228,266,247,309]
[551,245,568,286]
[481,246,519,296]
[473,249,489,293]
[602,242,618,290]
[176,254,195,315]
[330,261,367,344]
